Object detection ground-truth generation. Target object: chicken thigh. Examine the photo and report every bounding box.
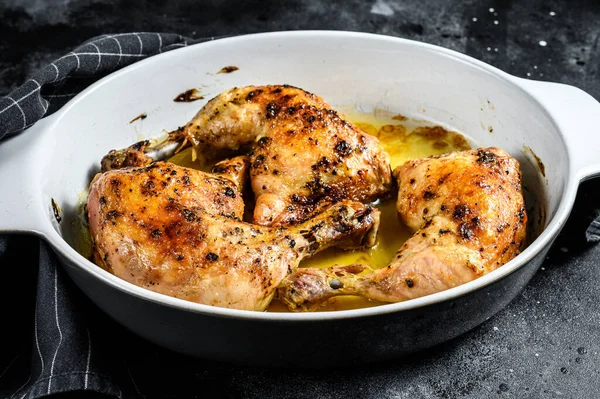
[101,85,393,226]
[278,147,527,311]
[88,162,380,311]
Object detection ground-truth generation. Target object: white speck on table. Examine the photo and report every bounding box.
[370,0,394,16]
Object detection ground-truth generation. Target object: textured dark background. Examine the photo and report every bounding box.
[1,0,600,398]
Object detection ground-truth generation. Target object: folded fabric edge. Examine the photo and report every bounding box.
[18,371,122,399]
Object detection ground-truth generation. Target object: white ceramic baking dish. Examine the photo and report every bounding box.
[1,31,599,366]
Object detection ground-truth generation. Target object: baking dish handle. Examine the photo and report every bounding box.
[518,79,600,182]
[0,117,53,236]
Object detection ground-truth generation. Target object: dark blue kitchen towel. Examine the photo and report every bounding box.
[0,32,214,399]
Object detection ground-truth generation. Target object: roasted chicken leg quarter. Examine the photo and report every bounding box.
[88,162,380,311]
[101,85,393,227]
[277,147,527,311]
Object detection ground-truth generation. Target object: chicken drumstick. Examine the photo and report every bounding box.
[100,85,393,227]
[277,147,527,311]
[88,162,380,311]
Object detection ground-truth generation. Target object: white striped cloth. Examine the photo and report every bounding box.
[586,217,600,242]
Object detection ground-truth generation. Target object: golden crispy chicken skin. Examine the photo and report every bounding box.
[101,85,393,227]
[277,147,527,311]
[88,162,380,311]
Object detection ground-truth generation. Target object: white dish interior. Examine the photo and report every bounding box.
[25,32,568,318]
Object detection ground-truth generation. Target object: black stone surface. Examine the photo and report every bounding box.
[1,0,600,398]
